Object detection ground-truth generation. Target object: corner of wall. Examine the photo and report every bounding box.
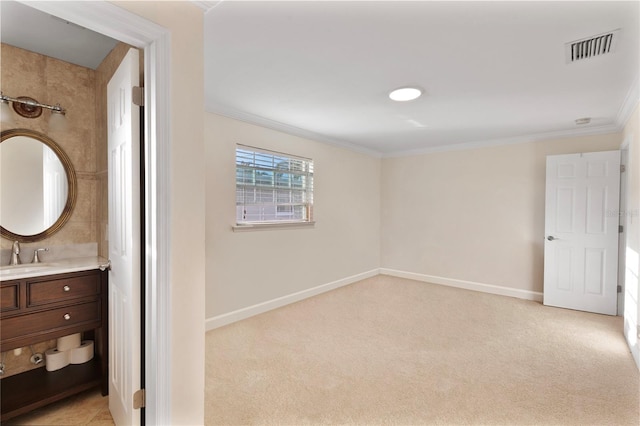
[621,102,639,370]
[205,269,380,331]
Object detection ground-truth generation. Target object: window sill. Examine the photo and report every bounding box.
[232,221,316,232]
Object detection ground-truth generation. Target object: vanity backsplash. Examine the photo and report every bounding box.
[0,242,98,267]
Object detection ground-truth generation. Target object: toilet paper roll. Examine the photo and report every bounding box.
[45,348,70,372]
[69,340,94,364]
[57,333,81,351]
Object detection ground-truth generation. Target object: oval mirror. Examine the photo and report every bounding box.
[1,129,77,242]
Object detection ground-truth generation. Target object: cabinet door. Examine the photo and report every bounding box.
[1,281,20,313]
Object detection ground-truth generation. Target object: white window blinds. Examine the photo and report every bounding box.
[236,145,314,224]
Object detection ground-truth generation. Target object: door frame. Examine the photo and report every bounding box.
[618,145,629,316]
[19,2,173,424]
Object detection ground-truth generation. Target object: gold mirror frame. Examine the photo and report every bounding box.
[0,128,77,243]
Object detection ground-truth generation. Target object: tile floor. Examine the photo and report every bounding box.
[4,388,113,425]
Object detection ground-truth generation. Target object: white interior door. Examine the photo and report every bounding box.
[543,150,621,315]
[108,48,141,425]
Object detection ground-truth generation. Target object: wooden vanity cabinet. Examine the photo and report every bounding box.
[0,269,108,422]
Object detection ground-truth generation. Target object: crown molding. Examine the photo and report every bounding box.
[386,76,638,158]
[382,123,622,158]
[207,77,638,159]
[190,1,224,12]
[206,103,383,158]
[616,76,639,129]
[208,101,627,159]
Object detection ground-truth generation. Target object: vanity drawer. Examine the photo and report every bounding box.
[1,301,100,343]
[27,273,100,307]
[1,282,20,312]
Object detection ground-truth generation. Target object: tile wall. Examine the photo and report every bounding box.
[0,42,133,377]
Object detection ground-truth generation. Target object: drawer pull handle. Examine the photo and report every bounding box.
[63,285,70,292]
[63,313,71,321]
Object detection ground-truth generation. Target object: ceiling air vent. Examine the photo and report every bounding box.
[566,29,620,63]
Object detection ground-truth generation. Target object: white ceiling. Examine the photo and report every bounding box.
[204,1,639,156]
[2,1,637,157]
[0,0,117,70]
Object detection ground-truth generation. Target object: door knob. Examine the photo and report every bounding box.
[547,235,557,241]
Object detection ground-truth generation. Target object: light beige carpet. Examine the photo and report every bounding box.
[205,275,639,425]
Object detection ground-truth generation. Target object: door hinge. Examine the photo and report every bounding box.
[132,86,144,107]
[617,285,622,293]
[133,389,145,409]
[620,164,626,172]
[619,225,624,233]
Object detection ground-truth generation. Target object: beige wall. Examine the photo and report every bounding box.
[622,104,640,368]
[205,113,381,319]
[381,133,622,295]
[113,2,206,424]
[1,43,98,250]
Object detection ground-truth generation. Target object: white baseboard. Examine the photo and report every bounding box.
[205,269,380,331]
[379,268,544,302]
[206,268,544,331]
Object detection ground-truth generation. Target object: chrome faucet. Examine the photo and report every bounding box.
[32,248,49,263]
[10,240,21,265]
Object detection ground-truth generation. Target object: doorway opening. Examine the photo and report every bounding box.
[18,2,173,423]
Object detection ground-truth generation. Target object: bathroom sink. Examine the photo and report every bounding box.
[0,262,59,277]
[0,257,106,280]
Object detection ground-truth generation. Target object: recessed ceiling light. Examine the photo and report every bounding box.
[575,117,591,125]
[389,87,422,102]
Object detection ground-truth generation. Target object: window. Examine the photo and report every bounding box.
[236,145,314,225]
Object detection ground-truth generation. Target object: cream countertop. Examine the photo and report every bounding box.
[0,256,109,281]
